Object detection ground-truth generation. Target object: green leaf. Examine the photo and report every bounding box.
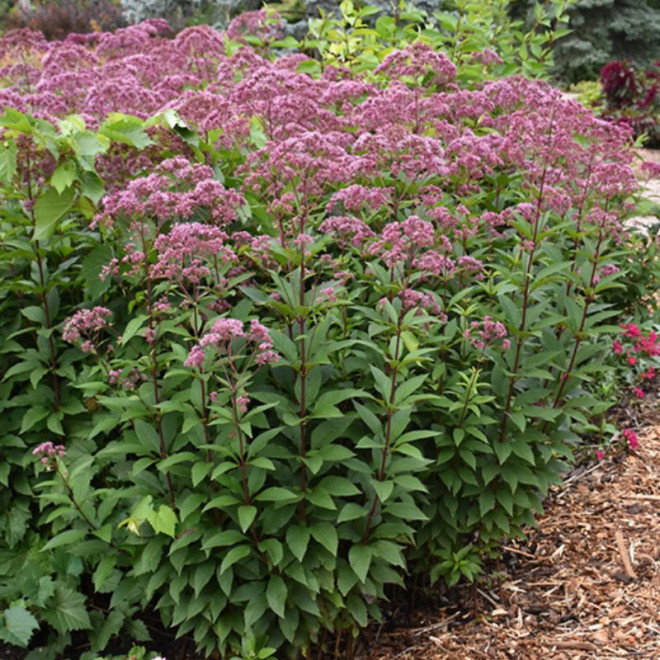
[179,493,206,522]
[337,502,367,523]
[372,539,405,568]
[510,437,536,465]
[285,525,310,563]
[92,556,116,591]
[348,544,372,583]
[508,410,526,432]
[121,315,148,345]
[0,140,17,184]
[0,605,39,648]
[51,161,77,193]
[43,584,91,633]
[266,575,287,619]
[310,522,338,556]
[92,609,124,653]
[479,489,495,517]
[80,171,104,204]
[219,545,252,575]
[202,529,245,551]
[238,505,257,533]
[99,113,152,148]
[42,529,88,551]
[496,488,514,516]
[146,505,177,538]
[33,186,76,241]
[370,365,393,401]
[259,538,284,566]
[383,501,427,521]
[255,487,300,503]
[318,475,361,497]
[192,461,213,487]
[306,487,336,510]
[249,115,268,148]
[372,480,394,503]
[346,594,368,627]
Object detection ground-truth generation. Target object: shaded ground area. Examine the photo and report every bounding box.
[366,419,660,660]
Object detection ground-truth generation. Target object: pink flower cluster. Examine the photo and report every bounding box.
[33,441,66,466]
[108,368,147,390]
[465,317,510,350]
[94,157,245,230]
[62,306,112,353]
[151,222,237,287]
[185,318,280,368]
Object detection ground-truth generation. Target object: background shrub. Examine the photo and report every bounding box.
[512,0,660,84]
[9,0,126,39]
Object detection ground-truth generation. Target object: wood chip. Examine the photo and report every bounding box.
[615,530,638,580]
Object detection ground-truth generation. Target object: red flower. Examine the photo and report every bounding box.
[622,429,639,450]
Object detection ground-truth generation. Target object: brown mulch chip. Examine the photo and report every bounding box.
[364,417,660,660]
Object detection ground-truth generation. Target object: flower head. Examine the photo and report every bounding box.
[622,429,639,450]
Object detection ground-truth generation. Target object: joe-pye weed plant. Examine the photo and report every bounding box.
[0,9,654,659]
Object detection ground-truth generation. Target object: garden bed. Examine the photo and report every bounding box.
[367,408,660,660]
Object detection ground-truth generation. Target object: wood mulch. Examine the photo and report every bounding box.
[363,409,660,660]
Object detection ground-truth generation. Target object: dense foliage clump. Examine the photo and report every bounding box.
[0,9,657,660]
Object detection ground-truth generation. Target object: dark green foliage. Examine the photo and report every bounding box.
[512,0,660,84]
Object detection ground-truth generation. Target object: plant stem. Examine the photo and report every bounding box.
[361,312,403,544]
[56,465,97,530]
[141,230,175,505]
[26,155,61,411]
[552,230,605,408]
[457,368,479,427]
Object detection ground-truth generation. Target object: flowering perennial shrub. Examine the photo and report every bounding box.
[0,12,653,659]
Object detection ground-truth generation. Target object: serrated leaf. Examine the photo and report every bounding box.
[43,584,91,634]
[146,505,177,538]
[33,186,75,240]
[51,161,77,193]
[0,605,39,648]
[99,114,152,149]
